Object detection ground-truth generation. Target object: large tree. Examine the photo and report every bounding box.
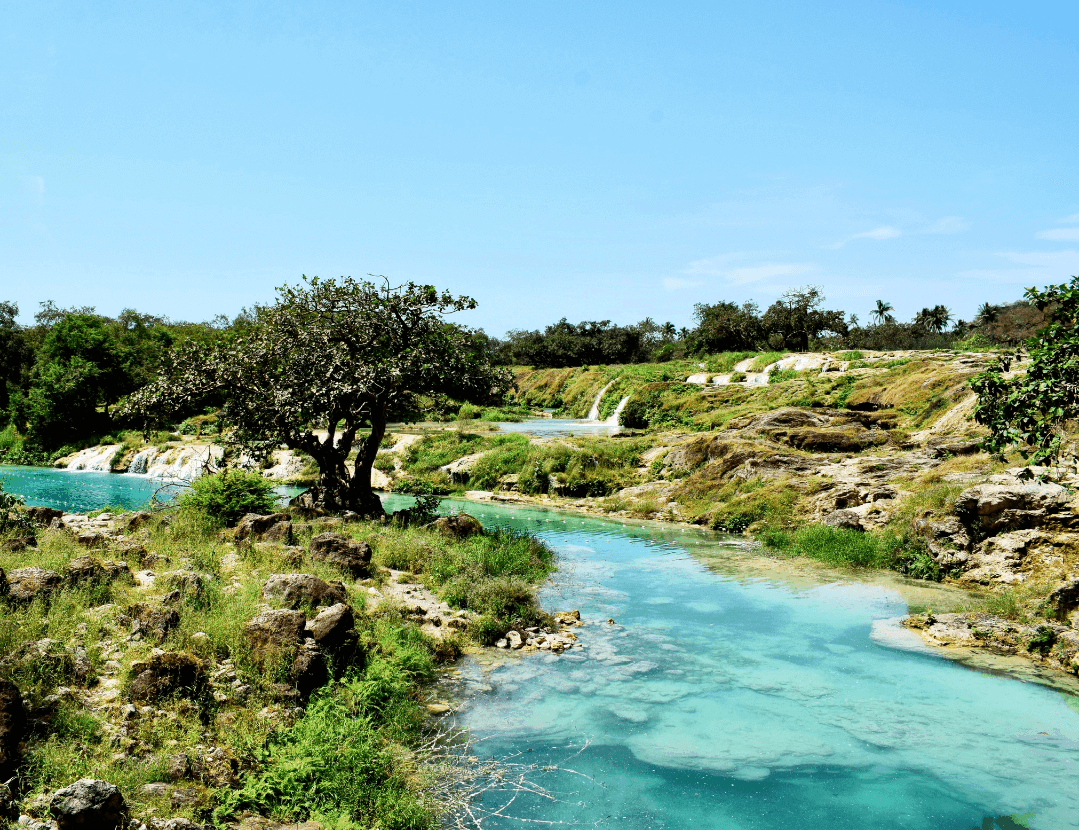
[972,276,1079,470]
[125,276,512,516]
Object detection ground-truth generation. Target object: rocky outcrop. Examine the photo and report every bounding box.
[50,778,127,829]
[308,533,372,578]
[234,513,293,544]
[906,612,1079,676]
[26,506,63,526]
[128,653,208,702]
[6,566,62,604]
[5,639,96,688]
[954,481,1071,536]
[261,574,347,609]
[0,679,25,779]
[242,609,326,696]
[127,602,181,641]
[305,603,357,656]
[66,555,132,587]
[243,609,307,660]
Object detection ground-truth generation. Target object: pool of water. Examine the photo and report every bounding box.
[436,502,1079,830]
[0,465,304,513]
[491,418,622,437]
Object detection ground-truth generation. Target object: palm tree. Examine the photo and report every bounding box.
[871,300,894,325]
[976,302,999,326]
[915,305,952,333]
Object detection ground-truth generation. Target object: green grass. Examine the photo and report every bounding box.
[749,352,786,372]
[758,525,904,568]
[836,351,865,360]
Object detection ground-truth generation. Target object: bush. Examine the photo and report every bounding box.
[177,468,277,526]
[759,525,902,569]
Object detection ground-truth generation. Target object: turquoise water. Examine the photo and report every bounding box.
[0,465,304,512]
[6,475,1079,827]
[493,418,621,437]
[436,502,1079,830]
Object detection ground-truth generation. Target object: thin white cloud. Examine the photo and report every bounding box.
[827,226,902,249]
[684,257,816,285]
[1060,213,1079,223]
[1036,227,1079,241]
[926,216,969,234]
[663,277,703,291]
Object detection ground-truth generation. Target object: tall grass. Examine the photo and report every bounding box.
[758,525,905,569]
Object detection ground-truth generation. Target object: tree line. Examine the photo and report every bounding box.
[488,286,1043,366]
[0,282,1044,459]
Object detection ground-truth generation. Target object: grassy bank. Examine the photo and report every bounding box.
[0,502,554,828]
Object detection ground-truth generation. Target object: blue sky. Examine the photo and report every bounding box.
[3,1,1078,335]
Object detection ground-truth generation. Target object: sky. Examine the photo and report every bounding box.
[2,1,1079,335]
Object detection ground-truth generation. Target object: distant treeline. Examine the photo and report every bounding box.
[0,285,1043,456]
[485,286,1043,367]
[0,301,243,457]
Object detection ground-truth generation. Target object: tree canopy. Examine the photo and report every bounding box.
[124,275,512,515]
[972,276,1079,471]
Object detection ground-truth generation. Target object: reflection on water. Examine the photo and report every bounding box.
[430,499,1079,830]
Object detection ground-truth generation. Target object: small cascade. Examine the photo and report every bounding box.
[587,381,615,421]
[66,444,122,472]
[127,447,157,474]
[141,446,222,480]
[605,395,631,426]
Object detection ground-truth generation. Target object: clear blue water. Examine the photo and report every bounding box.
[0,465,304,513]
[492,418,621,437]
[6,476,1079,827]
[433,501,1079,830]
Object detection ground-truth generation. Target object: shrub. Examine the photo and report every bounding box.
[177,468,277,526]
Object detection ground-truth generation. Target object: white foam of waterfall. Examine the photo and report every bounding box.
[66,444,122,472]
[142,446,222,480]
[127,447,157,474]
[587,381,616,421]
[605,395,631,426]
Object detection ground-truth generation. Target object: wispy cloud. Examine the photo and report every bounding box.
[926,216,969,234]
[684,256,816,285]
[1036,227,1079,241]
[663,277,703,291]
[827,226,902,249]
[1060,213,1079,223]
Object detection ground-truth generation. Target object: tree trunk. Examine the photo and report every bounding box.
[349,407,387,519]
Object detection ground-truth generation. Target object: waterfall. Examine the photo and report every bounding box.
[66,444,122,472]
[586,382,612,420]
[127,447,157,474]
[605,395,631,426]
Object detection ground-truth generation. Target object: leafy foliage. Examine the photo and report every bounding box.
[0,480,37,535]
[972,276,1079,468]
[125,276,512,514]
[177,468,277,526]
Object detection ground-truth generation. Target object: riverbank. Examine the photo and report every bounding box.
[0,500,560,828]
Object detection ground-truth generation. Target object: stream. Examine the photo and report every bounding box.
[5,470,1079,828]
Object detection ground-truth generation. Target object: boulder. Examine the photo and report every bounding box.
[26,505,63,527]
[955,482,1070,535]
[785,426,888,453]
[243,609,307,660]
[128,653,208,702]
[66,555,132,587]
[75,530,108,547]
[7,639,95,687]
[428,513,484,539]
[0,678,25,778]
[290,641,327,697]
[127,602,181,641]
[49,778,126,830]
[308,532,372,578]
[820,508,865,531]
[305,603,357,654]
[163,571,209,598]
[6,566,62,603]
[2,535,35,551]
[125,510,154,530]
[235,513,292,544]
[262,573,347,609]
[924,436,984,458]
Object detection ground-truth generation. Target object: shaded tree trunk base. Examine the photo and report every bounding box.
[290,486,386,519]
